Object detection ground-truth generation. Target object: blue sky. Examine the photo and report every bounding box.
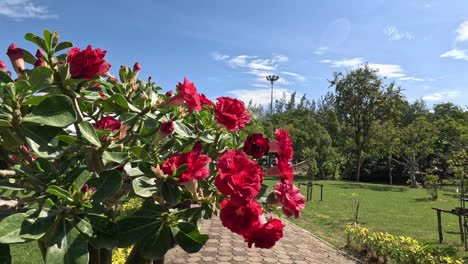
[1,0,468,107]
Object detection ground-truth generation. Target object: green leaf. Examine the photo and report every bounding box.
[25,33,47,51]
[54,42,73,53]
[102,151,128,163]
[29,66,54,92]
[161,181,181,206]
[0,71,13,84]
[116,214,162,248]
[22,126,62,158]
[0,120,11,127]
[23,95,47,106]
[0,213,32,243]
[21,49,37,65]
[173,121,195,138]
[172,222,208,253]
[22,95,77,127]
[56,135,81,145]
[141,224,173,258]
[74,217,93,238]
[0,243,11,264]
[51,31,59,48]
[88,170,122,202]
[46,185,72,201]
[77,121,101,147]
[132,176,158,198]
[45,219,89,264]
[43,29,52,51]
[0,181,25,191]
[20,208,58,240]
[72,168,93,189]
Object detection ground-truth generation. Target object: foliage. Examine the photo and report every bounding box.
[330,65,404,182]
[0,30,303,264]
[345,224,463,264]
[423,169,440,200]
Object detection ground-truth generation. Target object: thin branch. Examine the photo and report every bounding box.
[0,170,21,177]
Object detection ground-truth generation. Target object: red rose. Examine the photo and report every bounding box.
[161,150,211,183]
[270,128,294,162]
[274,181,305,218]
[244,133,269,159]
[94,116,121,131]
[220,198,263,236]
[67,45,111,79]
[164,78,202,113]
[244,218,284,249]
[215,150,263,202]
[0,60,6,71]
[6,43,24,74]
[264,158,293,182]
[214,97,251,131]
[200,93,213,106]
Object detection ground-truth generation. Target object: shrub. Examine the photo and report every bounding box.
[345,224,463,264]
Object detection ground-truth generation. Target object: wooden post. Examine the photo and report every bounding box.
[320,185,323,201]
[459,215,464,242]
[436,209,443,243]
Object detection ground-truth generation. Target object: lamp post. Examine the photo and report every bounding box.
[266,75,279,114]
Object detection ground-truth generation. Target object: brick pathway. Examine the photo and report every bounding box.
[165,217,356,264]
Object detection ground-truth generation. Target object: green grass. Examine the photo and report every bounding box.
[9,178,468,262]
[263,177,467,259]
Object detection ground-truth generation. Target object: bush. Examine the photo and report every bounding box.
[424,170,440,200]
[345,224,462,264]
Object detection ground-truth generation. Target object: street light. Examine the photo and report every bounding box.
[266,75,279,114]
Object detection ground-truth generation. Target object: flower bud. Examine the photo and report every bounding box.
[80,184,90,193]
[165,90,173,97]
[155,120,174,141]
[133,62,141,73]
[6,43,25,74]
[34,59,46,68]
[0,60,6,71]
[35,49,45,59]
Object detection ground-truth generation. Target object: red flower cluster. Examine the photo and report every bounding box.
[274,181,305,218]
[215,150,263,202]
[214,97,251,131]
[67,45,111,79]
[161,149,211,183]
[165,77,202,113]
[244,133,269,159]
[215,149,284,248]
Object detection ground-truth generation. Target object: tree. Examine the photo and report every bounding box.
[370,121,401,184]
[400,117,438,188]
[330,65,403,182]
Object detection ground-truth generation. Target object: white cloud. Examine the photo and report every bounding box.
[213,52,307,87]
[456,20,468,42]
[368,63,406,78]
[281,71,306,82]
[0,0,56,19]
[440,49,468,61]
[422,91,461,102]
[314,47,328,55]
[383,26,415,41]
[228,87,303,106]
[320,57,365,68]
[398,76,425,81]
[320,57,420,79]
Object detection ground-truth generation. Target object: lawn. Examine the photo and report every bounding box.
[263,177,467,260]
[9,178,467,262]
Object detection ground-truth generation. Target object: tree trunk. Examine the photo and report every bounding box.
[387,157,393,185]
[126,243,164,264]
[356,150,362,182]
[409,158,417,188]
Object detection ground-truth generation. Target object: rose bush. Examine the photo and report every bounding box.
[0,30,305,264]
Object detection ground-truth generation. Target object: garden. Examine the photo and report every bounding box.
[1,29,468,264]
